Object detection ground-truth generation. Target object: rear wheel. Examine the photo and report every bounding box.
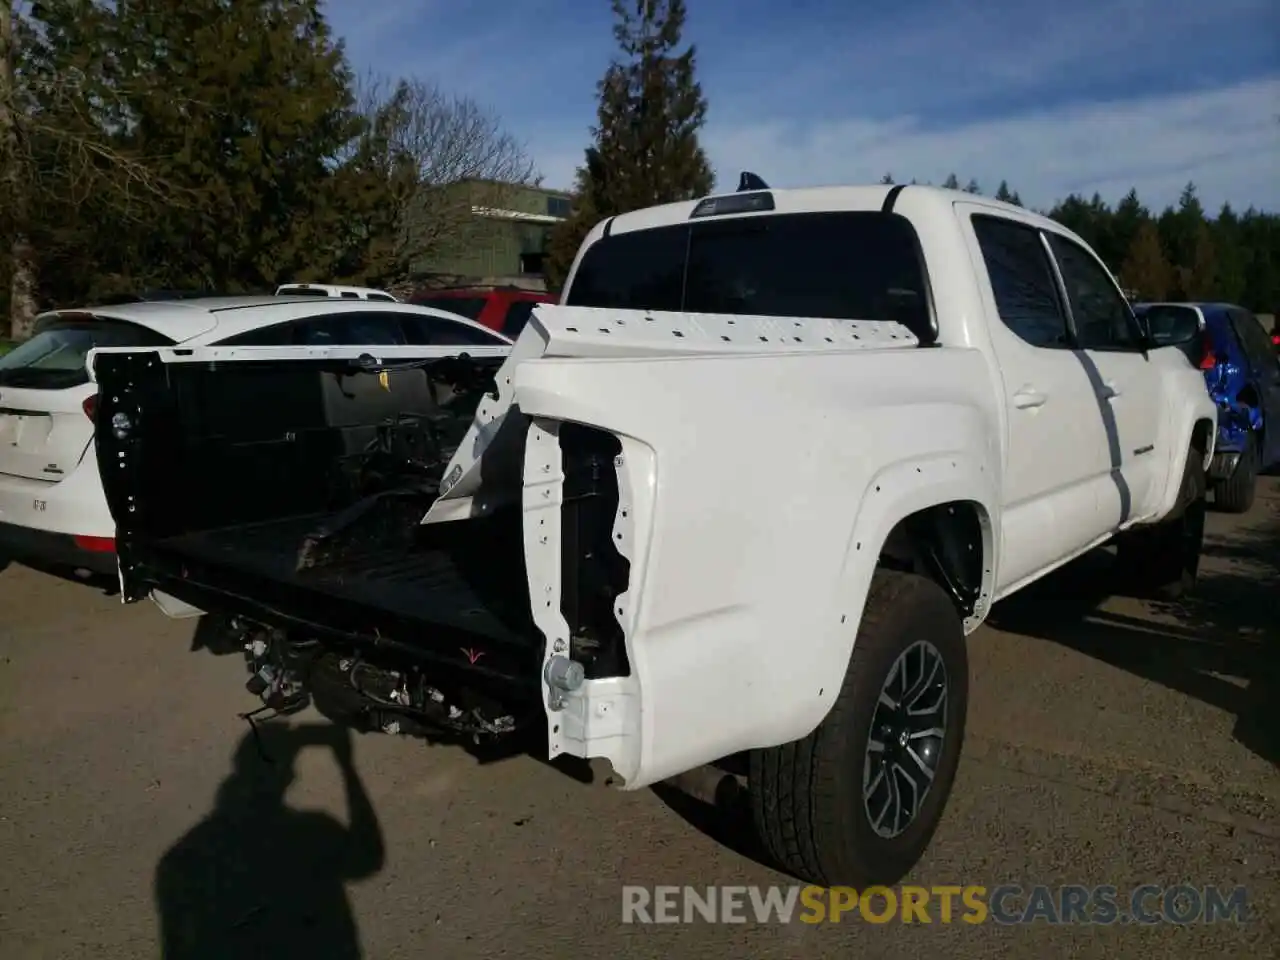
[1117,446,1206,600]
[1212,435,1258,514]
[749,570,968,887]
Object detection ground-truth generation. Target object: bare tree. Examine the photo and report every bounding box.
[349,74,541,281]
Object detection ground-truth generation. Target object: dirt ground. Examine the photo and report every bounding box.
[1,481,1277,959]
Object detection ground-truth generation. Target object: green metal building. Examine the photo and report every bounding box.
[410,179,573,290]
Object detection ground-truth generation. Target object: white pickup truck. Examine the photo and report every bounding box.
[89,181,1215,887]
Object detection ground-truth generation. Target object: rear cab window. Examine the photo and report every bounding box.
[564,211,935,342]
[0,315,174,390]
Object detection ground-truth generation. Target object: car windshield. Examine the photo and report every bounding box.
[0,318,174,390]
[564,210,933,341]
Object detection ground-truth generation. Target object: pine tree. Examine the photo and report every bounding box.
[942,173,960,190]
[1212,203,1246,304]
[963,178,981,195]
[1120,220,1173,300]
[1181,220,1217,301]
[994,180,1015,203]
[110,0,364,292]
[880,172,895,184]
[545,0,712,290]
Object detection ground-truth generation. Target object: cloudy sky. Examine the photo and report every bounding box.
[325,0,1280,213]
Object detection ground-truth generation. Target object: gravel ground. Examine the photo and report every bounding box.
[1,480,1277,959]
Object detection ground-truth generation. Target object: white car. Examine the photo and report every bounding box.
[274,283,399,302]
[91,182,1215,887]
[0,296,508,578]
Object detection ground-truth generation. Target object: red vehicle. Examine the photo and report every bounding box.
[409,286,556,340]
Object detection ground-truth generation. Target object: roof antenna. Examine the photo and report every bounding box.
[737,171,769,192]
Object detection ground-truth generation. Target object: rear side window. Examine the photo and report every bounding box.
[294,313,404,345]
[216,323,295,346]
[0,317,174,389]
[412,297,488,321]
[402,315,506,347]
[971,216,1068,348]
[565,212,933,340]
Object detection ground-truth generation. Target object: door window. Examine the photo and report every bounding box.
[970,216,1069,348]
[1228,309,1275,368]
[500,300,539,338]
[1045,234,1143,350]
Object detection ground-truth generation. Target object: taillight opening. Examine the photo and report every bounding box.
[1197,332,1217,371]
[73,535,115,553]
[82,393,98,420]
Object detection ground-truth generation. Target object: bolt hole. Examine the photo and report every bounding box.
[840,615,847,623]
[553,725,559,734]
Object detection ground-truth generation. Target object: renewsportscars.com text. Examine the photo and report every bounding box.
[621,884,1250,925]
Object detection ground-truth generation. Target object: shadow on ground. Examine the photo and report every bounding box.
[154,721,384,960]
[988,499,1280,769]
[0,556,119,594]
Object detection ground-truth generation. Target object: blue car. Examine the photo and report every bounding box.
[1135,302,1280,513]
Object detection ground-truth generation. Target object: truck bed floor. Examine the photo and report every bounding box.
[151,511,535,649]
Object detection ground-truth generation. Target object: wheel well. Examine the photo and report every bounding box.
[877,501,988,617]
[1191,418,1213,458]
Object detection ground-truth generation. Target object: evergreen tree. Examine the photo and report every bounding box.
[1182,220,1217,301]
[880,172,895,184]
[994,180,1014,203]
[110,0,365,292]
[546,0,712,290]
[1108,189,1146,271]
[942,173,960,190]
[1120,220,1173,300]
[963,178,981,195]
[1212,203,1246,304]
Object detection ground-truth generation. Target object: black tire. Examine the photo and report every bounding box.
[1211,436,1258,514]
[749,570,968,887]
[1117,445,1207,600]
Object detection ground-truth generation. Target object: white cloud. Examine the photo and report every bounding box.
[530,77,1280,213]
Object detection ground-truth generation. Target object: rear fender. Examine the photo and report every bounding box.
[507,349,999,789]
